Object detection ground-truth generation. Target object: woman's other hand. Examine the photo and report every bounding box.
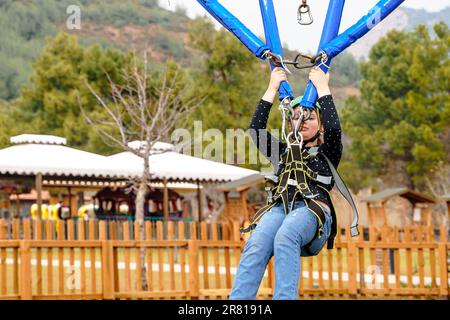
[309,67,331,98]
[262,67,288,103]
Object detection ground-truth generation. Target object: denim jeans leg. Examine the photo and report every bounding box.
[229,204,285,300]
[273,203,319,300]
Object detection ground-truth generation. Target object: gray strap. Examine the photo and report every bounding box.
[265,175,279,184]
[315,174,332,185]
[322,154,360,237]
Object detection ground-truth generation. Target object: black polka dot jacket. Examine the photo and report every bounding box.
[249,95,343,206]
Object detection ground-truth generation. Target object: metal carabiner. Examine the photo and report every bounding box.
[292,53,319,69]
[279,97,294,119]
[298,0,313,25]
[264,51,293,74]
[279,97,293,143]
[297,51,328,70]
[286,130,304,149]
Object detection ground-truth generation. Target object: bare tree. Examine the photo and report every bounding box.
[80,53,203,290]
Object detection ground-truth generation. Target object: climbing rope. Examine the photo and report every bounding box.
[278,97,304,148]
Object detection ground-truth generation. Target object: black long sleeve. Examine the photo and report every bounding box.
[316,95,343,168]
[249,99,286,169]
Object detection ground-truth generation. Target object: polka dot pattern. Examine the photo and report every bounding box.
[249,95,343,205]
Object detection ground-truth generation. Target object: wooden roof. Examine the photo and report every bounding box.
[361,187,435,204]
[215,173,264,192]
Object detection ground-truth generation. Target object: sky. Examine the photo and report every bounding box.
[159,0,450,52]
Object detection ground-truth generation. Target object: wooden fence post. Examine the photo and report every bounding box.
[188,240,199,299]
[347,228,357,298]
[100,221,115,300]
[20,240,32,300]
[438,225,449,300]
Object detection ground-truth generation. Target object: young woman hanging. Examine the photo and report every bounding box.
[229,66,342,300]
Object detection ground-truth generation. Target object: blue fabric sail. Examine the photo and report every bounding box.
[259,0,294,101]
[196,0,269,59]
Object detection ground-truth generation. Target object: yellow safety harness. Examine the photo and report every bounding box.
[241,143,359,255]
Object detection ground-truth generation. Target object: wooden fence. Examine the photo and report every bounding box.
[0,219,448,300]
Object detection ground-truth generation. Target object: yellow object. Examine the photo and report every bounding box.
[30,204,49,220]
[78,205,88,220]
[49,204,60,220]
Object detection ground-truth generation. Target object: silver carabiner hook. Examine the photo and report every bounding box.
[298,0,313,25]
[279,97,293,143]
[286,130,303,149]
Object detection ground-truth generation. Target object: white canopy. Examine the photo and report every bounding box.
[0,135,261,183]
[108,149,260,183]
[0,143,130,178]
[10,134,67,146]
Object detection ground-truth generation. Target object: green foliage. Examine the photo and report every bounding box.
[0,0,190,100]
[188,18,268,131]
[153,34,185,59]
[0,100,28,148]
[83,3,147,27]
[19,33,136,153]
[139,0,159,8]
[186,18,268,169]
[16,32,194,155]
[0,0,62,99]
[331,52,361,87]
[340,23,450,191]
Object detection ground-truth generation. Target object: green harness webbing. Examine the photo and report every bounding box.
[240,144,360,251]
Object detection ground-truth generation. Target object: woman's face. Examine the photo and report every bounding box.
[292,106,320,140]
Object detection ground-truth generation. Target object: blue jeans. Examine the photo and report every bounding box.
[229,200,332,300]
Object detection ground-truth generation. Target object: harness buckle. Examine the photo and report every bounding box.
[298,182,308,190]
[265,187,274,204]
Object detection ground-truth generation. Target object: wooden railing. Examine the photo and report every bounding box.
[0,219,448,300]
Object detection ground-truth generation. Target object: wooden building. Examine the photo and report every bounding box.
[361,188,436,228]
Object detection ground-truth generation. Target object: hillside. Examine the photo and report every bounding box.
[0,0,365,102]
[0,0,192,100]
[348,6,450,60]
[6,2,445,104]
[4,2,445,108]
